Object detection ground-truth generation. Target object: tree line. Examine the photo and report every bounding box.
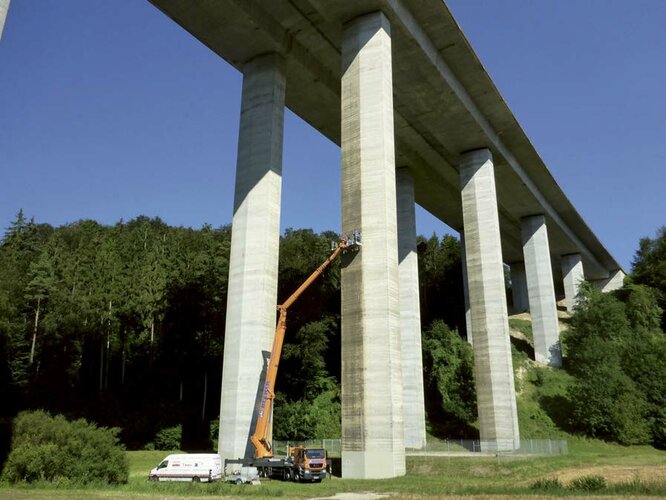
[1,210,663,458]
[0,211,467,454]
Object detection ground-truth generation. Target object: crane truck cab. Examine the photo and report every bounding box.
[289,445,327,482]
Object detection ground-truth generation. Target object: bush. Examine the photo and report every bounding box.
[564,283,661,445]
[1,410,128,484]
[422,321,477,436]
[154,424,181,450]
[530,477,563,490]
[568,475,607,491]
[274,388,341,440]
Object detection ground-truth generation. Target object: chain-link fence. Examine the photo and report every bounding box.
[273,439,343,457]
[272,438,567,457]
[406,438,568,455]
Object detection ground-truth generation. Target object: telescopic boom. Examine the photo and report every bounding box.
[250,232,360,458]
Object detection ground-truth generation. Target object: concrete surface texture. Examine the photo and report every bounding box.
[561,253,584,312]
[218,54,285,460]
[340,12,406,479]
[459,149,519,451]
[593,269,626,292]
[396,168,426,450]
[521,215,562,368]
[0,0,9,40]
[510,262,529,313]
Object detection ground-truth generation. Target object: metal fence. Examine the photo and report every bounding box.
[406,438,568,455]
[273,439,343,458]
[272,438,567,457]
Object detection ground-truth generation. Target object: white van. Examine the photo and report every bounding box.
[149,453,222,482]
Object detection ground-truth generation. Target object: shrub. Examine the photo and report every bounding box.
[274,388,341,440]
[154,424,181,450]
[421,321,477,436]
[530,477,563,490]
[1,410,128,484]
[609,478,666,496]
[569,475,607,491]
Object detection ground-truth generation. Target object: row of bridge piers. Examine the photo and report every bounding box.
[216,11,623,479]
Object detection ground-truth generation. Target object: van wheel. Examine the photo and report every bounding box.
[192,476,200,483]
[149,475,159,482]
[235,478,243,485]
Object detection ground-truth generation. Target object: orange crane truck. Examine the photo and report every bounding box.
[225,232,361,482]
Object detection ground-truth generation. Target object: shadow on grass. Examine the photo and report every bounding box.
[426,415,479,442]
[510,336,534,359]
[539,394,574,433]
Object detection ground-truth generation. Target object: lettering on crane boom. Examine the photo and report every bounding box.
[259,380,271,418]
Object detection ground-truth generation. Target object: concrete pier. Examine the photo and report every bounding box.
[593,269,625,292]
[561,253,584,312]
[0,0,10,40]
[396,168,426,450]
[218,54,285,461]
[521,215,561,367]
[340,11,405,479]
[459,149,519,451]
[510,262,529,313]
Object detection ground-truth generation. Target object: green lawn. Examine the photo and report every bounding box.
[1,442,664,499]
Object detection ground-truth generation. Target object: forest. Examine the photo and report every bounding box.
[0,211,664,463]
[0,211,465,454]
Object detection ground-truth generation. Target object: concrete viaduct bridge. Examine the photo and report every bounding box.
[0,0,623,480]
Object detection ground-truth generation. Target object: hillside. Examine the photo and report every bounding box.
[508,313,574,440]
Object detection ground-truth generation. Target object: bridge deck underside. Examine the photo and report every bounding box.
[149,0,620,280]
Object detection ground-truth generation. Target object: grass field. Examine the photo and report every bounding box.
[3,319,662,498]
[1,439,664,499]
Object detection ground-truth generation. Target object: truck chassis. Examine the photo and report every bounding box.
[225,458,326,482]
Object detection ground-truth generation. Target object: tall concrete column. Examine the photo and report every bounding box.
[218,53,285,461]
[0,0,10,40]
[561,253,584,312]
[460,230,473,344]
[340,11,405,479]
[460,148,519,451]
[521,215,561,367]
[396,168,426,450]
[509,262,529,313]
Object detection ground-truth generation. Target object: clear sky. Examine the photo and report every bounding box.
[1,1,664,271]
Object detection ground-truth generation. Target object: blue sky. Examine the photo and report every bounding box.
[1,1,664,270]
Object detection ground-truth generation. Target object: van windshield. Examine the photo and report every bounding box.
[157,460,168,469]
[306,449,325,459]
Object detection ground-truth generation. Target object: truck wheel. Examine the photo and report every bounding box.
[235,478,243,485]
[192,476,200,483]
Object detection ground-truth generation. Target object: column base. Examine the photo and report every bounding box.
[342,450,405,479]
